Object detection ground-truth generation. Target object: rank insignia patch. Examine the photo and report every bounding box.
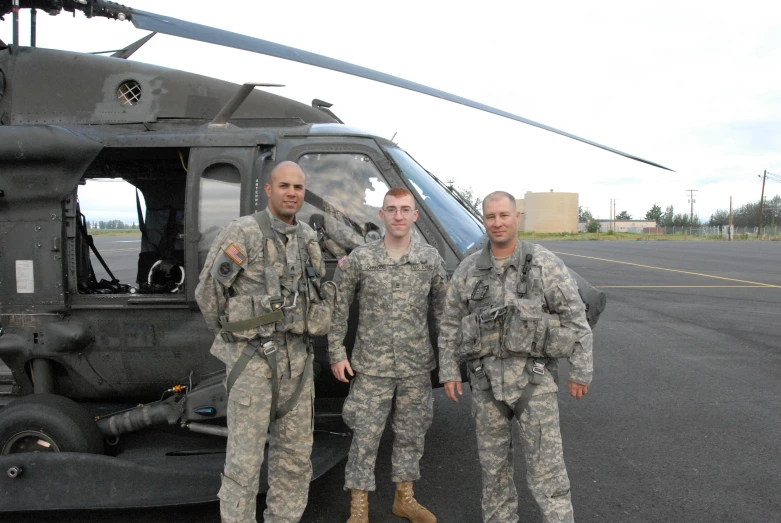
[338,256,349,269]
[225,244,246,265]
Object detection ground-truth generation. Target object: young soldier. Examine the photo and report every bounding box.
[195,161,327,523]
[439,191,593,523]
[329,187,448,523]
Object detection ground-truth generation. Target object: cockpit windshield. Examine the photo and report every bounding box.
[385,147,485,254]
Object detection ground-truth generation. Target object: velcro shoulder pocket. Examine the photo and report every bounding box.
[210,250,244,286]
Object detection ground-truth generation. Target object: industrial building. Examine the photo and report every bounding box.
[515,190,578,233]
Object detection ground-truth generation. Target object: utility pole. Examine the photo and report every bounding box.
[613,199,617,231]
[729,196,733,241]
[758,170,767,239]
[685,189,698,226]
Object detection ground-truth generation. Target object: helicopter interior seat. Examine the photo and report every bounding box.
[134,181,186,294]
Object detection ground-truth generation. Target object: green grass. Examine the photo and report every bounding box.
[517,232,772,241]
[88,229,142,236]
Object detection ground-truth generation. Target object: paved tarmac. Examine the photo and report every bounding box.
[9,239,781,522]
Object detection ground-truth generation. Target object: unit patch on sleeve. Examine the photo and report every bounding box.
[224,244,247,265]
[338,256,349,269]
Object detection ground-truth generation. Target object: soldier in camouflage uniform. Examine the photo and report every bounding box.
[195,161,327,523]
[439,191,593,523]
[329,187,448,523]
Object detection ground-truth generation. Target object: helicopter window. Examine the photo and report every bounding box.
[199,163,241,267]
[384,148,485,253]
[75,179,144,293]
[295,153,425,259]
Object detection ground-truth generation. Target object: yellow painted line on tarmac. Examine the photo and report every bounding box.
[598,285,775,289]
[552,252,781,288]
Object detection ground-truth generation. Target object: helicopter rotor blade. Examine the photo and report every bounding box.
[127,8,672,171]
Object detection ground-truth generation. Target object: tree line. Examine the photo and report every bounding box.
[85,220,139,230]
[578,194,780,229]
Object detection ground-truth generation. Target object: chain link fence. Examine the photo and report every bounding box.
[626,225,781,238]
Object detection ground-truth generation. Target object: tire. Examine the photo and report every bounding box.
[0,394,104,455]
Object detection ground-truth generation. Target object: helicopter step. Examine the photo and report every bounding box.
[0,361,15,397]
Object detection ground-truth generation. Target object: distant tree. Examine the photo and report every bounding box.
[453,185,483,212]
[709,210,729,226]
[645,204,663,226]
[578,206,593,223]
[586,219,601,233]
[616,210,632,220]
[662,205,674,227]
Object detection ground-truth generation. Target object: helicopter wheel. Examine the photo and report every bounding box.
[0,394,104,455]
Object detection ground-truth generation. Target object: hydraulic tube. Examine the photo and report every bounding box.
[97,400,180,437]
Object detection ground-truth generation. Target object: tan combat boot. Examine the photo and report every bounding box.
[392,481,437,523]
[347,489,369,523]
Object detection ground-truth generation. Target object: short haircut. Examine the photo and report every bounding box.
[267,161,306,185]
[383,187,416,208]
[482,191,517,213]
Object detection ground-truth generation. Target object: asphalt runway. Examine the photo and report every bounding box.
[11,239,781,522]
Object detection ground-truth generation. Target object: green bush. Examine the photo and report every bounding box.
[586,219,601,233]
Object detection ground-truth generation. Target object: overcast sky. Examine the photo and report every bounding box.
[2,0,780,222]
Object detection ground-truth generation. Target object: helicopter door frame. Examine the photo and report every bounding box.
[184,145,273,309]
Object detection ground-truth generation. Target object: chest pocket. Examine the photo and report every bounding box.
[502,266,543,355]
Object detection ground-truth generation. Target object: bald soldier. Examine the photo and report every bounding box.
[329,187,448,523]
[196,161,328,523]
[439,191,593,523]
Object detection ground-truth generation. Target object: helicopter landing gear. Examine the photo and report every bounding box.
[0,394,104,455]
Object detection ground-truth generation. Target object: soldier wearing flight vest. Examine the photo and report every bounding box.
[195,161,329,523]
[439,191,593,523]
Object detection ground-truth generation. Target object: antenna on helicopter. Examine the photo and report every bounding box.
[112,31,155,59]
[210,82,285,128]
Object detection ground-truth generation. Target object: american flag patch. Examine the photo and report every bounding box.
[225,244,246,265]
[338,256,349,269]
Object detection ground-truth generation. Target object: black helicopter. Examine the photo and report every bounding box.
[0,0,653,511]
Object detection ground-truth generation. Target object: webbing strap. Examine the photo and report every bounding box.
[220,309,283,332]
[225,340,280,421]
[225,340,313,422]
[275,351,314,419]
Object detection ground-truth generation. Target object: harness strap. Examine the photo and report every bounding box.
[226,339,313,422]
[220,309,283,332]
[468,356,557,421]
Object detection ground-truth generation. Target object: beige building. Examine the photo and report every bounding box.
[515,199,526,232]
[520,191,578,233]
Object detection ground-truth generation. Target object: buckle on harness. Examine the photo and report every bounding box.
[479,306,507,324]
[472,363,486,379]
[532,361,546,376]
[262,341,277,356]
[282,291,299,310]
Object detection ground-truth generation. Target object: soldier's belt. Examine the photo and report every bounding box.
[220,309,283,332]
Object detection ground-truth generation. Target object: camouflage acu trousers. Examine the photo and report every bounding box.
[219,350,314,523]
[473,390,574,523]
[342,372,434,491]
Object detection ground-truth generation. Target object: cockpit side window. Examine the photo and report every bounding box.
[296,153,425,259]
[198,163,241,268]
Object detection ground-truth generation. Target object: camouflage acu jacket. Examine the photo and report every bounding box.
[439,241,593,404]
[195,208,325,379]
[328,238,448,378]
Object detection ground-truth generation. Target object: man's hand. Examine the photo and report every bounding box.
[568,381,590,400]
[331,360,354,383]
[444,381,463,403]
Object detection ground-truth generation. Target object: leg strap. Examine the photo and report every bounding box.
[225,339,313,422]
